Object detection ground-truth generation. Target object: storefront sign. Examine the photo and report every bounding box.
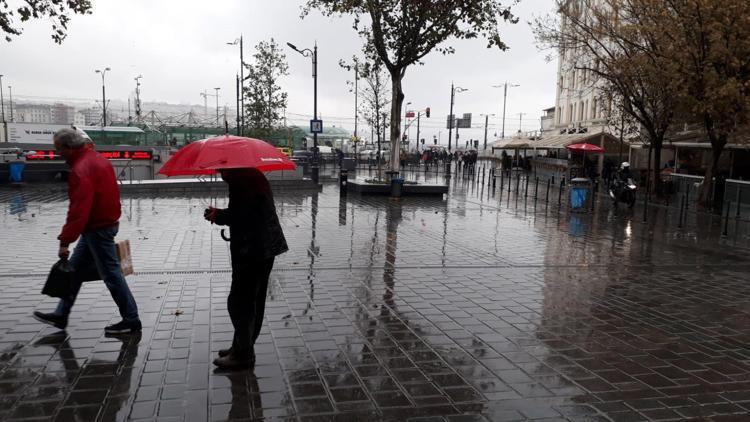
[7,123,69,144]
[25,149,153,161]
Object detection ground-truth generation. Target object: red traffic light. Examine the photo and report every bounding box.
[425,107,431,118]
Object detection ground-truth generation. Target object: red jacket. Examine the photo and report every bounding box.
[58,148,121,246]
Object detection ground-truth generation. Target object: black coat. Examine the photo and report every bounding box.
[214,169,288,261]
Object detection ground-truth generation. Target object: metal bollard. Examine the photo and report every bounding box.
[723,200,730,236]
[678,194,685,228]
[737,190,742,218]
[546,179,551,203]
[558,178,564,207]
[534,177,539,200]
[524,174,530,198]
[515,173,520,194]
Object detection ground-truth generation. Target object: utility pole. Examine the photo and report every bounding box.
[448,83,455,151]
[354,63,358,140]
[214,87,220,127]
[236,74,241,135]
[0,75,5,142]
[518,112,526,133]
[227,36,246,135]
[200,91,209,117]
[416,112,421,153]
[134,75,142,123]
[0,75,5,125]
[484,114,489,150]
[493,82,519,139]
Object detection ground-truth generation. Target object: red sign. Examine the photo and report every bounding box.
[25,150,152,161]
[405,111,416,118]
[26,150,59,160]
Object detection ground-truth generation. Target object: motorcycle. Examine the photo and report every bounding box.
[609,178,637,208]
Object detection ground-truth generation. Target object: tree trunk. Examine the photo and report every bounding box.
[389,71,404,173]
[698,139,725,208]
[653,142,663,196]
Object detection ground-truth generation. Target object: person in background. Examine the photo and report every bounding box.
[34,128,141,334]
[204,168,288,369]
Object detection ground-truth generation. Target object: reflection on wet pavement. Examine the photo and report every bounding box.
[1,170,750,421]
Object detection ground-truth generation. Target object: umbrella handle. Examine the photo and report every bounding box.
[220,229,231,242]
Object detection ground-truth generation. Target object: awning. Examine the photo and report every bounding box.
[490,132,617,150]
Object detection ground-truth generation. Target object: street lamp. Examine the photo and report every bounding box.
[492,82,519,139]
[7,85,13,122]
[227,36,245,135]
[287,41,319,183]
[403,102,412,150]
[0,75,5,125]
[447,83,468,151]
[95,67,111,126]
[213,87,221,127]
[480,113,496,150]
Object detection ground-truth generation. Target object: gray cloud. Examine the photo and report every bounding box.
[1,0,557,144]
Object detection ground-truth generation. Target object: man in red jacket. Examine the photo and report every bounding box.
[33,128,141,334]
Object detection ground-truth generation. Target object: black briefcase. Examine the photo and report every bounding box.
[42,260,101,298]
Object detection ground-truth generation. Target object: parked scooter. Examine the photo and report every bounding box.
[609,162,637,208]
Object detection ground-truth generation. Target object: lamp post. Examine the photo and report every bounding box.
[227,36,245,135]
[492,82,519,139]
[8,85,13,122]
[403,102,412,149]
[447,83,468,151]
[95,67,111,126]
[214,87,221,127]
[0,75,5,141]
[287,41,319,183]
[0,75,5,124]
[480,113,496,150]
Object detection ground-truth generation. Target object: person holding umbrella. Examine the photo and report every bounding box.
[159,135,294,369]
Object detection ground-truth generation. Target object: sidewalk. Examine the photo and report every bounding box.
[1,179,749,421]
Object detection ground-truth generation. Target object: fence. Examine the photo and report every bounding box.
[724,179,750,222]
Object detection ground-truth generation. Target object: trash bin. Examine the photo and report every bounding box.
[9,161,26,183]
[391,177,404,198]
[569,177,592,212]
[339,169,348,194]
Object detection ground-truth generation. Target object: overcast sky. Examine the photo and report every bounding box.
[1,0,558,145]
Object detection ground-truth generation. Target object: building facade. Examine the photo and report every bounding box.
[15,104,52,124]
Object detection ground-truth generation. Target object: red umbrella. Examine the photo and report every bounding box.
[159,135,296,176]
[566,142,605,153]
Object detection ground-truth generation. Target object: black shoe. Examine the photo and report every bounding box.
[104,320,142,334]
[218,347,233,358]
[33,311,68,330]
[213,353,255,369]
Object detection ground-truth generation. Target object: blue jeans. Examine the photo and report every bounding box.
[55,225,139,323]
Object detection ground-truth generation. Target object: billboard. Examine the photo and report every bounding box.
[6,123,69,144]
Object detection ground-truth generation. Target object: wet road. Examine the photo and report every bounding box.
[1,171,750,421]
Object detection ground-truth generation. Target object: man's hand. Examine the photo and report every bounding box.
[58,246,70,260]
[204,207,218,223]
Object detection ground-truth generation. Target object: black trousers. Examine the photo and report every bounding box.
[228,256,274,357]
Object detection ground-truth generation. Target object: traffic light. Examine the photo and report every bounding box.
[425,107,430,118]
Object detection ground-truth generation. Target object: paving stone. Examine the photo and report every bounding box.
[1,173,749,420]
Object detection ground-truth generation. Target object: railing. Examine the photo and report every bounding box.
[724,179,750,222]
[115,159,134,186]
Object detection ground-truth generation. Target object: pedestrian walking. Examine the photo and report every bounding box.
[33,128,141,334]
[204,168,288,369]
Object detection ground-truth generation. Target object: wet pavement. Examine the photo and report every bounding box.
[1,168,750,421]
